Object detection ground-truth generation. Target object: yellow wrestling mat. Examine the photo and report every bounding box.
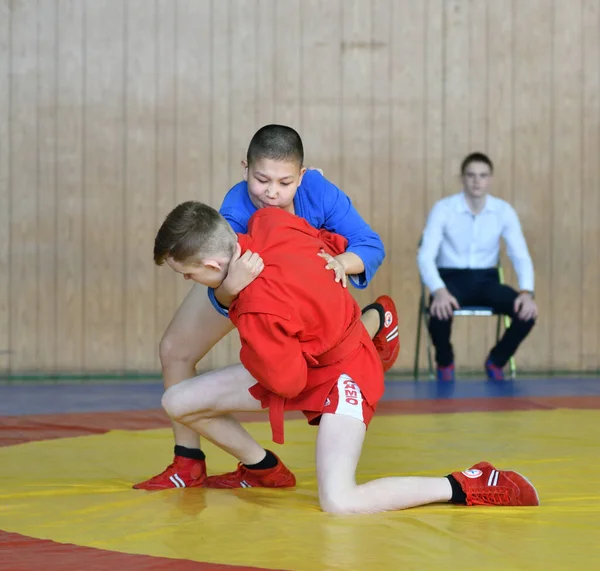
[1,409,599,570]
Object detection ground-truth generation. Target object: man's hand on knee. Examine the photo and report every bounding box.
[514,292,538,321]
[430,288,460,320]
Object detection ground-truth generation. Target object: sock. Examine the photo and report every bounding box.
[243,450,278,470]
[361,302,385,336]
[174,445,206,461]
[446,474,467,504]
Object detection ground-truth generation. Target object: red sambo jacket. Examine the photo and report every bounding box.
[229,208,384,444]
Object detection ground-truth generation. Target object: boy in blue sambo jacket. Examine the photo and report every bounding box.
[134,124,400,490]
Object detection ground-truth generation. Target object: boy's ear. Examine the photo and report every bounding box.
[241,159,249,181]
[203,259,223,271]
[297,166,307,186]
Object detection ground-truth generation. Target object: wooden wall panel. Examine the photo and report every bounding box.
[424,0,444,210]
[37,0,58,370]
[1,0,599,375]
[581,0,600,370]
[55,0,84,371]
[0,0,9,371]
[10,0,39,371]
[256,0,275,128]
[153,0,177,371]
[551,0,584,371]
[124,0,157,370]
[513,0,553,370]
[302,1,343,183]
[274,0,302,127]
[83,0,126,370]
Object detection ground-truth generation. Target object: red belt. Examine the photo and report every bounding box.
[307,320,363,367]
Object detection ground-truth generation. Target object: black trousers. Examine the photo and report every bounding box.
[427,268,535,368]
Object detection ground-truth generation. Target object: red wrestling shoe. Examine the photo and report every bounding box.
[451,461,539,506]
[205,452,296,489]
[133,456,207,490]
[370,295,400,372]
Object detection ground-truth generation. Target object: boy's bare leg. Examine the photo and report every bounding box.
[361,295,400,373]
[133,284,235,489]
[162,364,266,465]
[360,310,380,338]
[163,363,297,489]
[159,282,235,449]
[316,413,452,515]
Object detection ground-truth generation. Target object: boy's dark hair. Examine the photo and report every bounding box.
[246,124,304,167]
[461,152,494,175]
[154,201,236,266]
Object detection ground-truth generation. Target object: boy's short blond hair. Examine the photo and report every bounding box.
[154,201,236,266]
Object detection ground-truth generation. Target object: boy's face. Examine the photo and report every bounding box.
[243,157,306,213]
[165,256,228,289]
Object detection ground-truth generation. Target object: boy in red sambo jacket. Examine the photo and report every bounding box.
[153,201,539,514]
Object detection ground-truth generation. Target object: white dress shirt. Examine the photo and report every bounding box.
[417,192,535,294]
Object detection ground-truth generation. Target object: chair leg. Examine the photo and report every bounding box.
[426,341,434,380]
[509,356,517,379]
[503,314,517,379]
[413,298,423,381]
[424,313,434,380]
[497,313,517,379]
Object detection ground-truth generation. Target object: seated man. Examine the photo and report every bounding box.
[417,152,538,382]
[153,201,539,514]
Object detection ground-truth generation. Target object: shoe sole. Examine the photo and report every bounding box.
[133,480,206,490]
[204,481,296,489]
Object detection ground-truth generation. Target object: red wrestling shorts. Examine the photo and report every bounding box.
[305,374,376,428]
[247,326,383,443]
